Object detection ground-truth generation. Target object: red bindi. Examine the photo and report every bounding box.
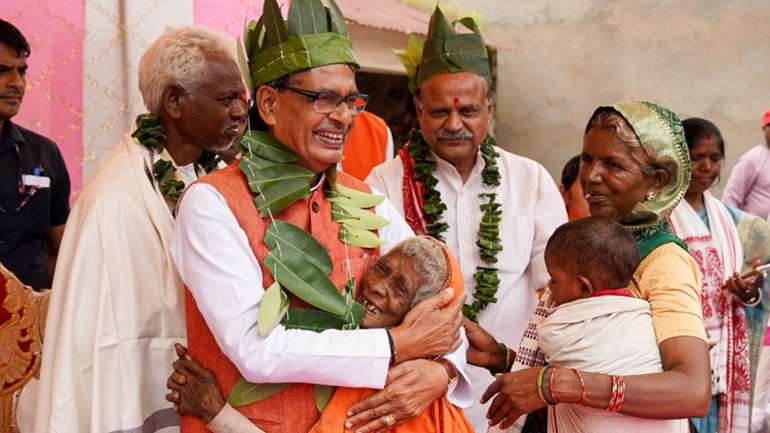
[452,97,461,109]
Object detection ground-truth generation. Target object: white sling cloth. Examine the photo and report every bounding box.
[538,295,688,433]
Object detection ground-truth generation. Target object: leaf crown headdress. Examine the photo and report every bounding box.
[239,0,359,93]
[395,6,492,94]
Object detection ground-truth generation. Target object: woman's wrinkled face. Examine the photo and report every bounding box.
[579,128,656,221]
[687,136,723,196]
[360,247,425,329]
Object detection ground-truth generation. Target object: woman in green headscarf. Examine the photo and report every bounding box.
[464,101,711,430]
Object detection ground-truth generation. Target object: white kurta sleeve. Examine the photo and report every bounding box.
[526,165,568,290]
[172,183,391,388]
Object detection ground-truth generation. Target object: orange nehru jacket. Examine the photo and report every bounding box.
[182,164,380,433]
[308,241,474,433]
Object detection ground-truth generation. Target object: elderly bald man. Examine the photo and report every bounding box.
[32,26,247,433]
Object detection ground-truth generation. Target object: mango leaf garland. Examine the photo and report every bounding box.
[257,281,290,336]
[265,220,333,274]
[407,129,502,321]
[241,130,299,163]
[328,183,388,249]
[132,114,220,215]
[254,177,311,217]
[246,164,315,192]
[264,249,349,317]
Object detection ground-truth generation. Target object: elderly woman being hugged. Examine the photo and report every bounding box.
[465,101,711,432]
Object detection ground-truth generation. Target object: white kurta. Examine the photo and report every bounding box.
[367,147,567,432]
[33,135,193,433]
[171,182,472,406]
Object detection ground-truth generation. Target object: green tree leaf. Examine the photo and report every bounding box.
[288,0,327,35]
[261,0,289,49]
[247,164,314,192]
[240,131,298,163]
[326,0,349,37]
[265,220,333,274]
[339,225,385,248]
[257,282,290,336]
[331,203,389,230]
[236,37,253,95]
[264,249,348,317]
[227,379,290,407]
[255,178,311,217]
[314,385,335,413]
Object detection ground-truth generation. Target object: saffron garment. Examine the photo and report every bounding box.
[340,111,394,181]
[309,242,473,433]
[722,145,770,220]
[539,294,689,433]
[172,167,471,433]
[33,134,207,433]
[366,146,567,432]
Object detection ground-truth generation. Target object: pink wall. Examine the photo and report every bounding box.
[193,0,288,38]
[4,0,85,196]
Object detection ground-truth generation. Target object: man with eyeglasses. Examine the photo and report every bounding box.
[171,1,471,432]
[0,19,70,290]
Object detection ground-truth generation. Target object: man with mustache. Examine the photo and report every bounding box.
[172,1,469,433]
[0,19,70,291]
[365,8,567,432]
[33,26,247,433]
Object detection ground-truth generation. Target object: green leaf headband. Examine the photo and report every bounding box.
[396,6,492,93]
[239,0,359,91]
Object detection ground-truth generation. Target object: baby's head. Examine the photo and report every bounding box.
[544,216,641,306]
[360,236,449,328]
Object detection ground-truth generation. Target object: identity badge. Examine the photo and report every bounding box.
[22,174,51,188]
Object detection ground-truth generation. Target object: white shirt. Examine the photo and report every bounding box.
[367,147,567,432]
[171,182,472,406]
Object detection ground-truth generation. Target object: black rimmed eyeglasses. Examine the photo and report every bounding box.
[283,86,369,115]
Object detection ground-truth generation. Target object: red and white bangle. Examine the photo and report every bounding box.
[606,375,626,412]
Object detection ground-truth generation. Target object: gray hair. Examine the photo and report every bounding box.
[586,109,658,178]
[138,26,238,114]
[397,236,449,307]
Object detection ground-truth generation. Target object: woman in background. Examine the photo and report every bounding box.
[669,117,769,433]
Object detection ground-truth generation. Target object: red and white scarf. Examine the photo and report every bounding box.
[670,191,750,433]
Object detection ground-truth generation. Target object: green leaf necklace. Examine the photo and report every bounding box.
[131,114,221,215]
[407,129,503,321]
[230,128,390,409]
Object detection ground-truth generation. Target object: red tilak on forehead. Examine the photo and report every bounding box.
[452,97,461,108]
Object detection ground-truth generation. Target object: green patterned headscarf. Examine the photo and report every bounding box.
[395,7,492,93]
[240,0,358,89]
[592,101,691,232]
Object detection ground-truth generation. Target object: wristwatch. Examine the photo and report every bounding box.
[436,358,459,393]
